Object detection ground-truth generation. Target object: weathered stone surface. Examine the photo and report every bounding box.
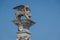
[13,19,35,27]
[13,5,35,40]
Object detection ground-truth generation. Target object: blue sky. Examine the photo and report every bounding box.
[0,0,60,40]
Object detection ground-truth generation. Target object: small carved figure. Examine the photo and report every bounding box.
[13,5,31,20]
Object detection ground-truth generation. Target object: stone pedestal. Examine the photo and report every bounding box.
[13,19,35,40]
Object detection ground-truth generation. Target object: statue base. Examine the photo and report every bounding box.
[13,19,35,40]
[13,19,35,27]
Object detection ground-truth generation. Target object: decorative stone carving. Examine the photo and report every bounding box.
[13,5,35,40]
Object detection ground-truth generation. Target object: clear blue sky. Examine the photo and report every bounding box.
[0,0,60,40]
